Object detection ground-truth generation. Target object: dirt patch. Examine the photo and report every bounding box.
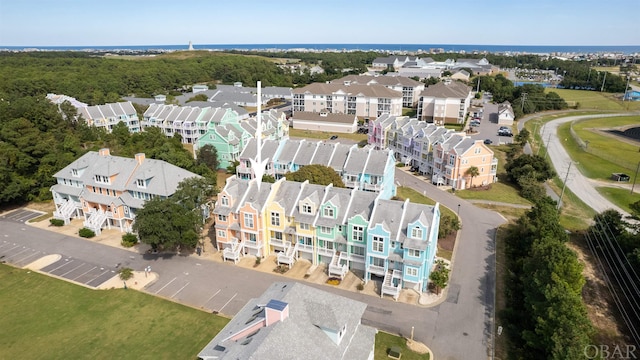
[406,339,431,355]
[567,237,629,346]
[439,231,456,252]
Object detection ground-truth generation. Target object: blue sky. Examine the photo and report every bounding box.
[1,0,638,46]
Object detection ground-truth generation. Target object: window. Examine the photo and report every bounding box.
[95,175,110,184]
[221,196,229,206]
[270,212,280,226]
[482,156,486,163]
[299,236,312,246]
[411,227,423,239]
[320,226,331,234]
[406,267,418,277]
[217,230,226,238]
[372,236,384,252]
[448,154,455,165]
[299,223,310,231]
[72,169,78,177]
[372,257,385,267]
[350,245,365,256]
[302,204,312,214]
[337,225,344,232]
[247,233,256,242]
[273,231,283,241]
[475,148,481,154]
[124,206,129,215]
[244,213,254,228]
[218,214,227,222]
[323,207,334,218]
[408,248,420,257]
[352,226,364,242]
[136,179,145,188]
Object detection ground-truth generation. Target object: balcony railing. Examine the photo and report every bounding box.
[297,243,314,253]
[317,247,334,257]
[368,264,386,276]
[270,238,285,249]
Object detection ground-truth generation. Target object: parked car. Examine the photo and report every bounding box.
[330,135,338,140]
[484,139,493,145]
[498,130,513,137]
[470,121,480,127]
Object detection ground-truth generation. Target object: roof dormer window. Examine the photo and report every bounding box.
[72,169,78,177]
[221,196,229,206]
[302,204,312,214]
[136,179,146,188]
[411,227,423,239]
[95,175,110,184]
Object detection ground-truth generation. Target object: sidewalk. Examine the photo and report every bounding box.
[25,211,446,307]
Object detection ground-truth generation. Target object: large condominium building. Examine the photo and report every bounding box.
[417,80,472,125]
[51,148,200,234]
[214,177,440,298]
[292,83,402,120]
[330,75,425,107]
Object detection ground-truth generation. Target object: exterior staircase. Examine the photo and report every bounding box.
[53,199,77,224]
[328,250,348,279]
[83,209,107,235]
[277,242,298,268]
[223,238,243,264]
[381,269,401,301]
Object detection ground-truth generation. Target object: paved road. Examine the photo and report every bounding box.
[520,112,636,217]
[395,169,506,360]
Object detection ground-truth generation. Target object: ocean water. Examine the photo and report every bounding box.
[2,43,640,54]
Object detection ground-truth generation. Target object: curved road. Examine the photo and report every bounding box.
[519,111,637,217]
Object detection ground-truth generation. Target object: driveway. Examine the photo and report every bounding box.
[468,102,514,146]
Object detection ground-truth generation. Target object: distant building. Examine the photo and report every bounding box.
[330,75,425,107]
[290,110,358,133]
[197,281,376,360]
[76,101,141,133]
[497,101,515,125]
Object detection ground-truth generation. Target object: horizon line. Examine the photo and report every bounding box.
[2,43,640,48]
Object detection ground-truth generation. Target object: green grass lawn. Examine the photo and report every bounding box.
[596,187,640,214]
[289,128,367,143]
[396,186,456,218]
[455,181,532,206]
[0,264,431,360]
[546,88,640,111]
[375,331,430,360]
[0,264,229,360]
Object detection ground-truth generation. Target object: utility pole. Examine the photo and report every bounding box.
[600,72,607,92]
[632,161,640,195]
[557,162,575,213]
[623,75,631,101]
[543,132,552,159]
[521,93,528,112]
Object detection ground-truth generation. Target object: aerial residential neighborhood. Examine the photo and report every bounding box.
[1,2,639,358]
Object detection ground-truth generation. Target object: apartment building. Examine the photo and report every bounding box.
[51,148,200,234]
[75,101,141,132]
[292,83,402,120]
[368,114,497,190]
[330,74,425,107]
[416,80,472,125]
[214,177,440,298]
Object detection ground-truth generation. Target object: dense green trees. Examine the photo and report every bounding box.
[503,197,593,359]
[132,177,214,251]
[285,165,345,187]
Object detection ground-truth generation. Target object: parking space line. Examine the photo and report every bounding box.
[14,250,42,265]
[171,282,190,298]
[3,244,21,253]
[61,263,86,277]
[203,289,221,307]
[72,266,97,280]
[16,213,37,222]
[49,259,74,273]
[155,277,177,294]
[6,247,30,259]
[218,293,237,314]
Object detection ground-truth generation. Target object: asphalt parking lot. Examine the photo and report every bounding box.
[0,239,49,268]
[468,102,514,145]
[39,256,118,288]
[0,209,43,223]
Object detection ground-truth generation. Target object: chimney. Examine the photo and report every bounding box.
[265,299,289,326]
[135,153,146,165]
[98,148,110,157]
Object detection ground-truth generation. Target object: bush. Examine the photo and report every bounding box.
[78,228,96,238]
[356,283,364,291]
[49,218,64,227]
[121,233,138,248]
[326,277,341,285]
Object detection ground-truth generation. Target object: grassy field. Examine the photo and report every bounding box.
[0,264,229,360]
[0,264,430,360]
[396,186,456,219]
[289,128,367,143]
[596,187,640,214]
[546,88,640,111]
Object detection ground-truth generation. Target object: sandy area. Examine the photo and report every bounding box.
[23,254,61,270]
[97,271,158,291]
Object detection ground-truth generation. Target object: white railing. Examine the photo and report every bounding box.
[381,269,401,300]
[317,247,334,257]
[53,199,78,224]
[363,183,381,191]
[297,243,314,253]
[243,240,263,250]
[83,209,107,235]
[328,251,348,280]
[368,264,386,276]
[270,238,285,249]
[277,242,298,266]
[349,253,365,263]
[223,240,243,264]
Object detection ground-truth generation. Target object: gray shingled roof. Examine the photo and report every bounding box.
[420,81,471,98]
[370,199,404,240]
[292,82,402,99]
[333,74,422,87]
[363,149,391,176]
[197,282,373,360]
